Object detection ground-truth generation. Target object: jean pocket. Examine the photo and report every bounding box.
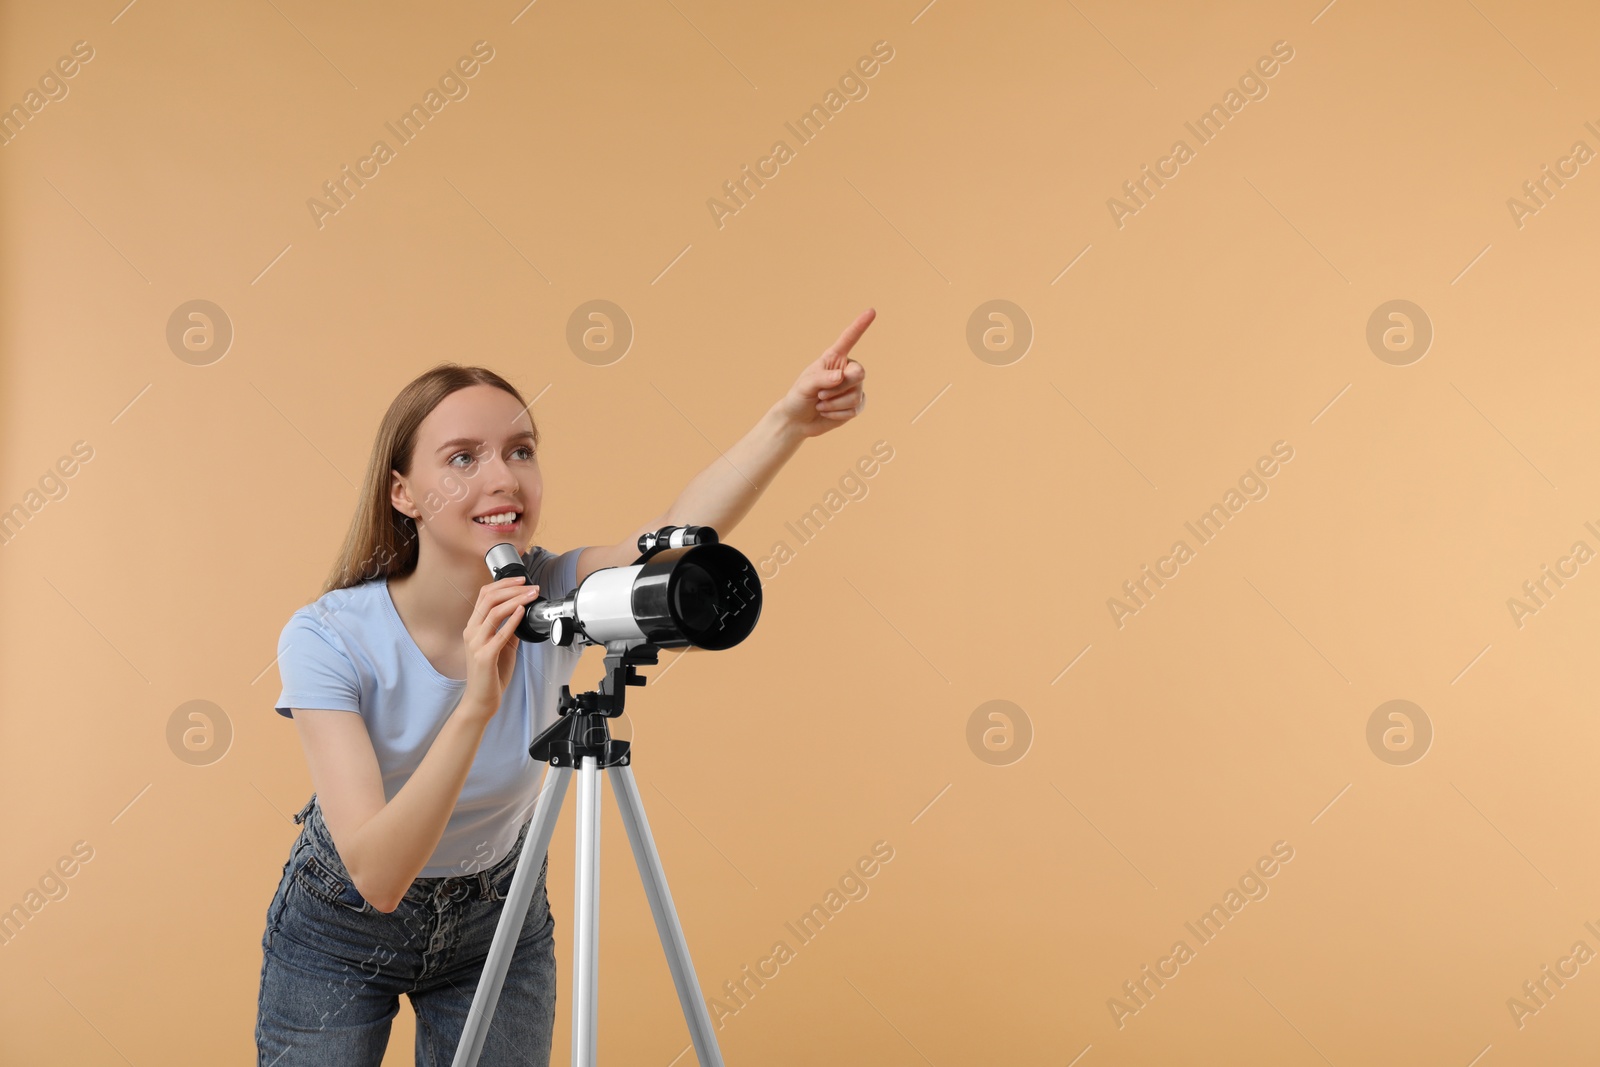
[293,851,373,913]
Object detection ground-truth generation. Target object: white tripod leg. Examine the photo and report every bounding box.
[609,764,725,1067]
[452,763,572,1067]
[572,755,602,1067]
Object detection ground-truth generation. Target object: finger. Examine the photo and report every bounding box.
[471,588,540,643]
[476,614,525,665]
[489,609,525,649]
[490,588,540,621]
[472,621,523,674]
[471,576,534,617]
[483,576,535,593]
[817,373,862,399]
[482,581,539,604]
[470,581,540,627]
[798,356,847,398]
[496,637,520,676]
[815,389,861,412]
[823,308,876,366]
[815,408,858,420]
[816,360,866,398]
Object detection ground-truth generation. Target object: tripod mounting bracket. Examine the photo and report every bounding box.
[527,641,660,770]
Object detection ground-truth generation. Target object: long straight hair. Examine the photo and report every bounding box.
[322,364,536,595]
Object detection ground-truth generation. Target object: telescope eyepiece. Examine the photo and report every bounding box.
[485,542,529,581]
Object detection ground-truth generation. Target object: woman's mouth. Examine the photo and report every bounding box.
[472,511,521,530]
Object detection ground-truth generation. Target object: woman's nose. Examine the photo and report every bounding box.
[486,455,522,491]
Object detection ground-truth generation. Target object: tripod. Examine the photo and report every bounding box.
[452,640,726,1067]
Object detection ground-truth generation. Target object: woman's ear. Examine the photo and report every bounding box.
[389,470,416,519]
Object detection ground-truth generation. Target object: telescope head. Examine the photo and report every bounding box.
[484,529,762,651]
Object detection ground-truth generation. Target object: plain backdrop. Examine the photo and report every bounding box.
[3,1,1600,1064]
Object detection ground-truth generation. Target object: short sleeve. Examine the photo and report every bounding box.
[274,611,361,718]
[523,544,586,601]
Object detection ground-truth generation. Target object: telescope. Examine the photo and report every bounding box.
[483,524,762,652]
[454,527,764,1067]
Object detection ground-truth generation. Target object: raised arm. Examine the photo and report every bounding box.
[574,308,874,586]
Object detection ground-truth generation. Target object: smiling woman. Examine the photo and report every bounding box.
[258,364,580,1066]
[259,307,876,1065]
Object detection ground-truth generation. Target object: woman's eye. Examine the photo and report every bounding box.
[449,447,531,466]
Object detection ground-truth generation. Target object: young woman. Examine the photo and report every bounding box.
[255,310,872,1066]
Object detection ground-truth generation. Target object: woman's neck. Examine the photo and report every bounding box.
[387,551,487,636]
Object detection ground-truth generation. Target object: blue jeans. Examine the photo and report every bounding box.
[256,794,557,1066]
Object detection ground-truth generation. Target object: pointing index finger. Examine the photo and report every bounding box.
[823,307,877,369]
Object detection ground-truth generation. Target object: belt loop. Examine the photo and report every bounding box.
[478,870,492,899]
[293,793,316,826]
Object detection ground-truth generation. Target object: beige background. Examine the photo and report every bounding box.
[3,0,1599,1063]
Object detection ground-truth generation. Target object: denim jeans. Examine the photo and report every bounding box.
[256,794,557,1066]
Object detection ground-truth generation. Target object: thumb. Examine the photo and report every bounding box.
[799,360,842,397]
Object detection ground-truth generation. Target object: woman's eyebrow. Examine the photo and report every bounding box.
[434,431,537,453]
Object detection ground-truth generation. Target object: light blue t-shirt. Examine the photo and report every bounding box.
[275,544,586,877]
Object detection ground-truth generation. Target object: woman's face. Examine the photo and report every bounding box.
[390,384,543,561]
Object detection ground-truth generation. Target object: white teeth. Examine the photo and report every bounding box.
[474,513,518,525]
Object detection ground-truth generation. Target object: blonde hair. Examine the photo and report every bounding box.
[322,364,535,595]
